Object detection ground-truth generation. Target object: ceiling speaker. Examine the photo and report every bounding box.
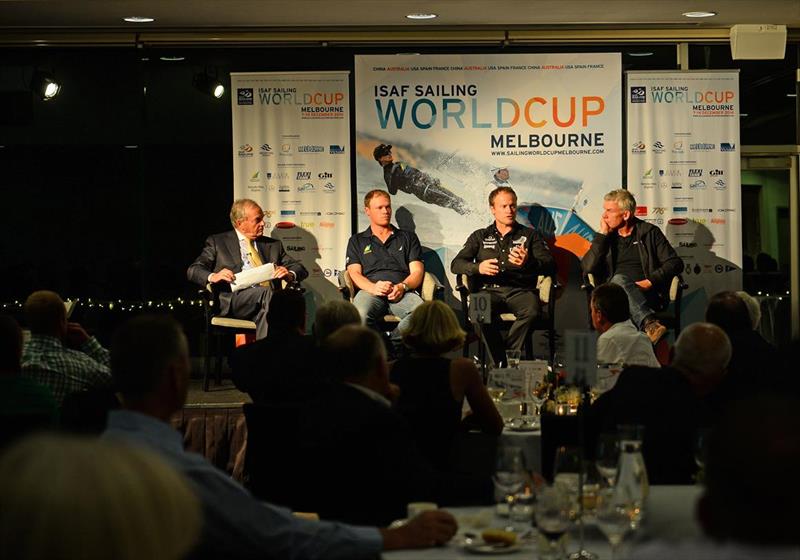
[730,24,787,60]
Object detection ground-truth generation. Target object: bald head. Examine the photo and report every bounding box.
[672,322,731,394]
[24,290,67,337]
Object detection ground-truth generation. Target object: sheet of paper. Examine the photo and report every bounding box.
[230,263,275,292]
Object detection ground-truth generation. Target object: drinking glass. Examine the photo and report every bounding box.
[553,446,597,560]
[534,485,572,559]
[505,349,521,369]
[487,369,509,404]
[493,446,526,515]
[595,488,633,560]
[596,433,621,488]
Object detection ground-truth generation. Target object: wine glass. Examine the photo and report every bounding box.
[534,485,572,559]
[493,447,526,517]
[505,349,521,369]
[553,446,597,560]
[595,488,633,560]
[487,369,509,404]
[596,433,621,488]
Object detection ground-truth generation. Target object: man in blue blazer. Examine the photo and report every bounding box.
[187,199,307,339]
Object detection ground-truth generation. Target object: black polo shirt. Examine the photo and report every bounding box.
[345,226,422,285]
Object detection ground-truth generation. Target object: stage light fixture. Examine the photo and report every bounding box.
[193,73,225,99]
[406,13,437,20]
[30,71,61,101]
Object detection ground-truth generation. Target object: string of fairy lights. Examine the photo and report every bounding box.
[0,297,209,313]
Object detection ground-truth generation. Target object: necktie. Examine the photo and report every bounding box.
[247,239,264,267]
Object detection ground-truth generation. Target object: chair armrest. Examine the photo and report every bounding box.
[536,275,554,304]
[453,274,471,317]
[669,275,688,302]
[420,271,444,301]
[337,271,355,302]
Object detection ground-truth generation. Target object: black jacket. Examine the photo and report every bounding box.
[581,218,683,307]
[451,221,555,290]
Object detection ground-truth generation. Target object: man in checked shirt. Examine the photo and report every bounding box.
[21,290,112,405]
[452,187,555,367]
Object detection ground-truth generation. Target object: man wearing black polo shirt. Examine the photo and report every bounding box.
[345,190,424,350]
[451,187,555,367]
[582,189,684,344]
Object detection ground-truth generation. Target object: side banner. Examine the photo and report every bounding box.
[626,71,742,323]
[355,54,621,296]
[231,71,351,307]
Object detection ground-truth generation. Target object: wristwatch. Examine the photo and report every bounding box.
[401,282,409,292]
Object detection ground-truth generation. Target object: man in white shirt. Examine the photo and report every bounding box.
[591,282,660,368]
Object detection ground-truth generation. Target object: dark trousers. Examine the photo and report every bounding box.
[228,284,273,339]
[482,286,541,366]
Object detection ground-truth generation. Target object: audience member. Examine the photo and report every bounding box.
[736,290,761,330]
[589,323,731,483]
[0,433,201,560]
[103,315,457,559]
[255,325,492,526]
[229,289,318,402]
[391,301,503,470]
[313,299,361,342]
[0,314,57,448]
[633,396,800,559]
[590,283,660,368]
[705,291,776,402]
[21,290,112,405]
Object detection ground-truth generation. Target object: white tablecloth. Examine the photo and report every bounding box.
[384,485,702,559]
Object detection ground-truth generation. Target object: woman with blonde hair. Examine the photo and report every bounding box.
[392,300,503,470]
[0,434,202,560]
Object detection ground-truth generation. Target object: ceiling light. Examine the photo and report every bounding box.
[682,11,717,18]
[159,55,185,62]
[787,93,797,98]
[627,52,654,57]
[30,71,61,101]
[123,16,155,23]
[193,73,225,99]
[406,13,437,20]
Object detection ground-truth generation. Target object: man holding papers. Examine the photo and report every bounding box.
[187,198,307,339]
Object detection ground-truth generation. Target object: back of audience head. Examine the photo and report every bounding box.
[265,289,306,334]
[672,322,731,395]
[0,314,23,375]
[0,434,201,560]
[705,291,752,334]
[111,315,190,416]
[402,301,465,356]
[735,290,761,330]
[313,300,361,342]
[323,325,388,386]
[590,283,630,331]
[698,396,800,546]
[23,290,66,338]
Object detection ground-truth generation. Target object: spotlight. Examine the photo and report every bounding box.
[30,71,61,101]
[193,73,225,99]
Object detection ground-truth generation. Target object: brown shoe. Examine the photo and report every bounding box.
[644,320,667,345]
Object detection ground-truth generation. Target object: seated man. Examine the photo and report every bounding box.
[257,325,491,526]
[187,198,308,339]
[345,189,424,351]
[21,290,112,405]
[582,189,683,344]
[589,322,731,484]
[591,282,660,368]
[229,289,319,403]
[104,315,458,559]
[451,186,555,366]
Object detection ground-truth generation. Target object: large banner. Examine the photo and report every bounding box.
[231,71,351,307]
[355,54,622,298]
[626,71,741,324]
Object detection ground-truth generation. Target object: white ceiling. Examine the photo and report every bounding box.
[0,0,798,30]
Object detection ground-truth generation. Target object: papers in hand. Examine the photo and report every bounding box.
[230,263,275,292]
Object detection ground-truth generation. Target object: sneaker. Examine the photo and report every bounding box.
[644,320,667,345]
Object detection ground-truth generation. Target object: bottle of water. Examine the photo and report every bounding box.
[615,439,649,531]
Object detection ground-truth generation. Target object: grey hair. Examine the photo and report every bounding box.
[673,322,732,380]
[229,199,259,227]
[736,291,761,330]
[314,300,361,342]
[604,189,636,214]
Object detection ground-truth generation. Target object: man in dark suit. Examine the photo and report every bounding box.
[589,322,731,484]
[187,199,307,339]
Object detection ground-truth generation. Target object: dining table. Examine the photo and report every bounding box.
[383,484,703,559]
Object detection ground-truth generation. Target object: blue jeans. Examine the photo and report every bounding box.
[352,290,424,348]
[609,274,655,329]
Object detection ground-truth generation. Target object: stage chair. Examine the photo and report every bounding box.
[455,273,558,366]
[337,270,444,332]
[582,273,687,336]
[199,279,301,392]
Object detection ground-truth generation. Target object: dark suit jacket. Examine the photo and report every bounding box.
[246,383,492,526]
[588,365,701,484]
[186,230,307,315]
